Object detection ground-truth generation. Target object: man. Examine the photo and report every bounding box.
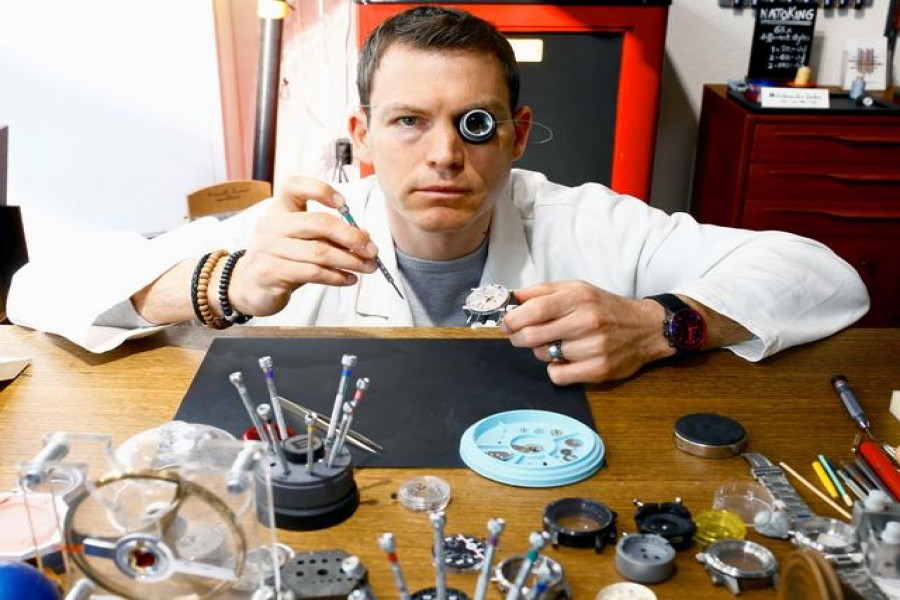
[8,7,868,384]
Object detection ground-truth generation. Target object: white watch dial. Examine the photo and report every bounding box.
[465,284,511,314]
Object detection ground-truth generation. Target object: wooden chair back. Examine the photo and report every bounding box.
[186,179,272,220]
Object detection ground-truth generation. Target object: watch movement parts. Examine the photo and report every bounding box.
[742,452,814,522]
[542,497,617,552]
[397,475,451,513]
[615,533,676,584]
[696,539,778,595]
[434,534,486,573]
[463,283,516,327]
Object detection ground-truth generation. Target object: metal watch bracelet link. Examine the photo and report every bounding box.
[835,561,890,600]
[741,453,814,523]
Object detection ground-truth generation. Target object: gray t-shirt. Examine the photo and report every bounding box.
[396,238,488,326]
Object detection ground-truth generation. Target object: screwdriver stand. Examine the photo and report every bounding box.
[257,432,359,530]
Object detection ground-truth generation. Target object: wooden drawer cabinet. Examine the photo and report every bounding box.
[691,85,900,327]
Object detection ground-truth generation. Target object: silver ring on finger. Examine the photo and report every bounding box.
[548,340,566,364]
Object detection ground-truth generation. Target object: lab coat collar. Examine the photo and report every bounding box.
[482,176,539,289]
[355,181,413,324]
[353,176,537,322]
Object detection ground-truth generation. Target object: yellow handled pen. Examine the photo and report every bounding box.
[812,461,839,499]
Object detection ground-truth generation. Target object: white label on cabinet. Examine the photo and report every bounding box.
[760,87,830,109]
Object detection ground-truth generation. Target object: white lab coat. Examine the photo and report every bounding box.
[8,170,869,356]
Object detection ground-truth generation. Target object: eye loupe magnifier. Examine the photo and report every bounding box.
[457,109,497,144]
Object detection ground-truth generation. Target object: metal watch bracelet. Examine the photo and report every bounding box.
[741,453,814,523]
[834,560,889,600]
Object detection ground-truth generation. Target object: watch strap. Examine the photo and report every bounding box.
[648,293,691,314]
[834,561,889,600]
[742,453,814,522]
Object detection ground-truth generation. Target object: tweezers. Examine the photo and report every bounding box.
[277,396,383,454]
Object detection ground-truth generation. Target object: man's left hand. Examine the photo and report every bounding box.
[500,280,672,385]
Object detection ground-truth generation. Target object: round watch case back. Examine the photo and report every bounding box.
[674,413,748,459]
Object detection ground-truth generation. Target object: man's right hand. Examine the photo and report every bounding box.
[229,176,379,317]
[131,176,379,325]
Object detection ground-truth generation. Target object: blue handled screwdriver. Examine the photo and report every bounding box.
[831,374,874,439]
[338,204,404,299]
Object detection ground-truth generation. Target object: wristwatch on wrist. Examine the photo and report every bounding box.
[463,283,516,327]
[791,517,889,600]
[645,293,706,357]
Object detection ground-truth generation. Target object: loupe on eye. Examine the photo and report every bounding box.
[457,109,497,144]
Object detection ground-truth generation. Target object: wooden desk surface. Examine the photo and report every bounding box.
[2,325,899,599]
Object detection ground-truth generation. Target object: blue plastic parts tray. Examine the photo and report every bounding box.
[459,409,604,487]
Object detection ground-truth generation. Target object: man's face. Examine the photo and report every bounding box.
[350,44,531,257]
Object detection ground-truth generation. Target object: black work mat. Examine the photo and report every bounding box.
[175,337,591,467]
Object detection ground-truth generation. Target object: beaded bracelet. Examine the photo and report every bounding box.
[195,249,228,329]
[217,249,252,327]
[190,252,213,322]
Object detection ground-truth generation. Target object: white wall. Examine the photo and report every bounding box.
[651,1,898,213]
[0,1,226,235]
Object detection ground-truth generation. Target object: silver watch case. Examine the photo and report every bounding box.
[792,516,891,599]
[791,517,861,564]
[696,539,778,595]
[494,554,571,600]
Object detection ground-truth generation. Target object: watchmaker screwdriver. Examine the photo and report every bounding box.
[831,374,874,438]
[338,204,404,299]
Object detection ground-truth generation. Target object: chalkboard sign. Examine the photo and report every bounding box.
[747,2,818,82]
